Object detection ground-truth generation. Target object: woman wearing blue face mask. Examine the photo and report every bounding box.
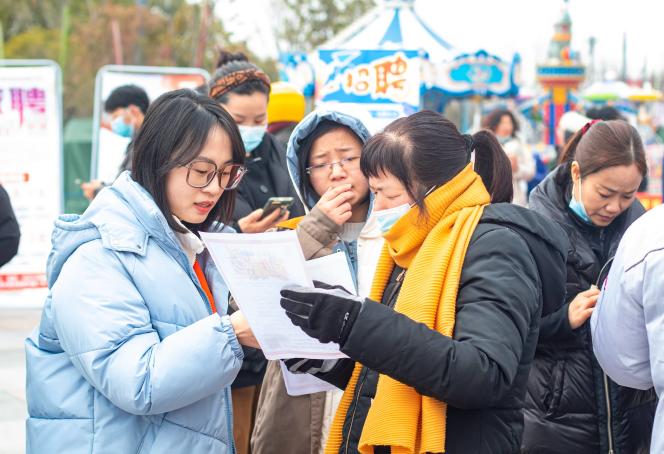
[278,111,569,453]
[525,119,657,453]
[209,50,306,454]
[209,50,305,237]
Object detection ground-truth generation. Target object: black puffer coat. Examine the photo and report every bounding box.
[524,164,656,454]
[318,204,569,453]
[232,132,305,226]
[0,185,20,267]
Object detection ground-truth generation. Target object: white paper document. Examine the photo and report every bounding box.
[200,230,351,360]
[304,252,357,296]
[282,251,355,395]
[280,361,338,396]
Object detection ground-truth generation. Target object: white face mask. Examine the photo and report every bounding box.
[373,203,411,234]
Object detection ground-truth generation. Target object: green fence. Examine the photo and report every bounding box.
[63,117,92,214]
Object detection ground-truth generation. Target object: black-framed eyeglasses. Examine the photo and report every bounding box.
[184,160,247,189]
[305,156,360,175]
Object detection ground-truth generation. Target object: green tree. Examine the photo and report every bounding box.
[273,0,375,52]
[4,26,60,60]
[2,0,245,119]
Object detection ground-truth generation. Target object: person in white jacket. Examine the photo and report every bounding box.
[591,204,664,453]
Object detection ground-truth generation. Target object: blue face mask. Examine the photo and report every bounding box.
[374,203,411,234]
[569,176,593,224]
[111,115,134,138]
[496,134,511,145]
[239,124,266,153]
[373,185,437,234]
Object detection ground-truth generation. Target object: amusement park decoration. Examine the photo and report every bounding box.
[278,52,315,97]
[536,0,586,145]
[437,49,520,98]
[279,0,520,131]
[314,49,421,131]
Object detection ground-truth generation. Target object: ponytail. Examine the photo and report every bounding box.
[558,126,585,165]
[472,130,513,203]
[555,120,645,183]
[209,48,270,103]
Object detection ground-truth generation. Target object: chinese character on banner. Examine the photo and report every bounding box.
[374,54,407,95]
[8,88,47,130]
[345,68,371,96]
[26,88,46,114]
[342,53,410,103]
[10,88,25,125]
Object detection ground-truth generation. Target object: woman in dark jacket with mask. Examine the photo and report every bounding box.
[209,50,305,234]
[209,50,306,454]
[524,119,657,453]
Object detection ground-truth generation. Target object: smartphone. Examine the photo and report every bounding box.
[260,197,294,219]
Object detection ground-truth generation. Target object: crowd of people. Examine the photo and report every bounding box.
[19,50,663,454]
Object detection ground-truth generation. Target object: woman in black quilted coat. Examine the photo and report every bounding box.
[523,120,656,453]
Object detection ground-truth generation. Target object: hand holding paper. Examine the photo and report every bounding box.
[200,231,354,359]
[229,310,260,348]
[280,282,362,346]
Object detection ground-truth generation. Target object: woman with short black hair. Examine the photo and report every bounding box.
[26,89,256,453]
[0,184,20,267]
[279,110,568,453]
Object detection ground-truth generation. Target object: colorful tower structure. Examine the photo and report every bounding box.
[536,0,585,145]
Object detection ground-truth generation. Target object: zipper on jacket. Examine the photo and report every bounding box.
[342,268,405,453]
[595,262,615,454]
[603,373,615,454]
[225,387,236,453]
[344,367,370,454]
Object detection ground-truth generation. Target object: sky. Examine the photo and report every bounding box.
[215,0,664,87]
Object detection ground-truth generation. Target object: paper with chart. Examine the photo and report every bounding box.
[200,230,347,360]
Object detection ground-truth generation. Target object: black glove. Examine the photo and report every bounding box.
[282,357,339,375]
[280,280,363,346]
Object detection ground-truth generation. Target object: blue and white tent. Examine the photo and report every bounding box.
[320,0,455,62]
[279,0,520,117]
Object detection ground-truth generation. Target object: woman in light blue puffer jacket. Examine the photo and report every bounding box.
[25,89,257,453]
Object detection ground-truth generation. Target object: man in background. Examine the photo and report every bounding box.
[81,85,149,200]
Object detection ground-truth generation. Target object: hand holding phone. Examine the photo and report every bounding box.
[259,197,294,220]
[238,197,294,233]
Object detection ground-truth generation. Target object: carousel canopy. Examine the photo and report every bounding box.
[320,0,455,61]
[279,0,520,101]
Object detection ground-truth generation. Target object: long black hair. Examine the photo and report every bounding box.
[131,89,245,233]
[361,110,513,207]
[482,108,519,137]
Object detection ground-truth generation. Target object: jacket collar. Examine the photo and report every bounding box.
[96,171,188,264]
